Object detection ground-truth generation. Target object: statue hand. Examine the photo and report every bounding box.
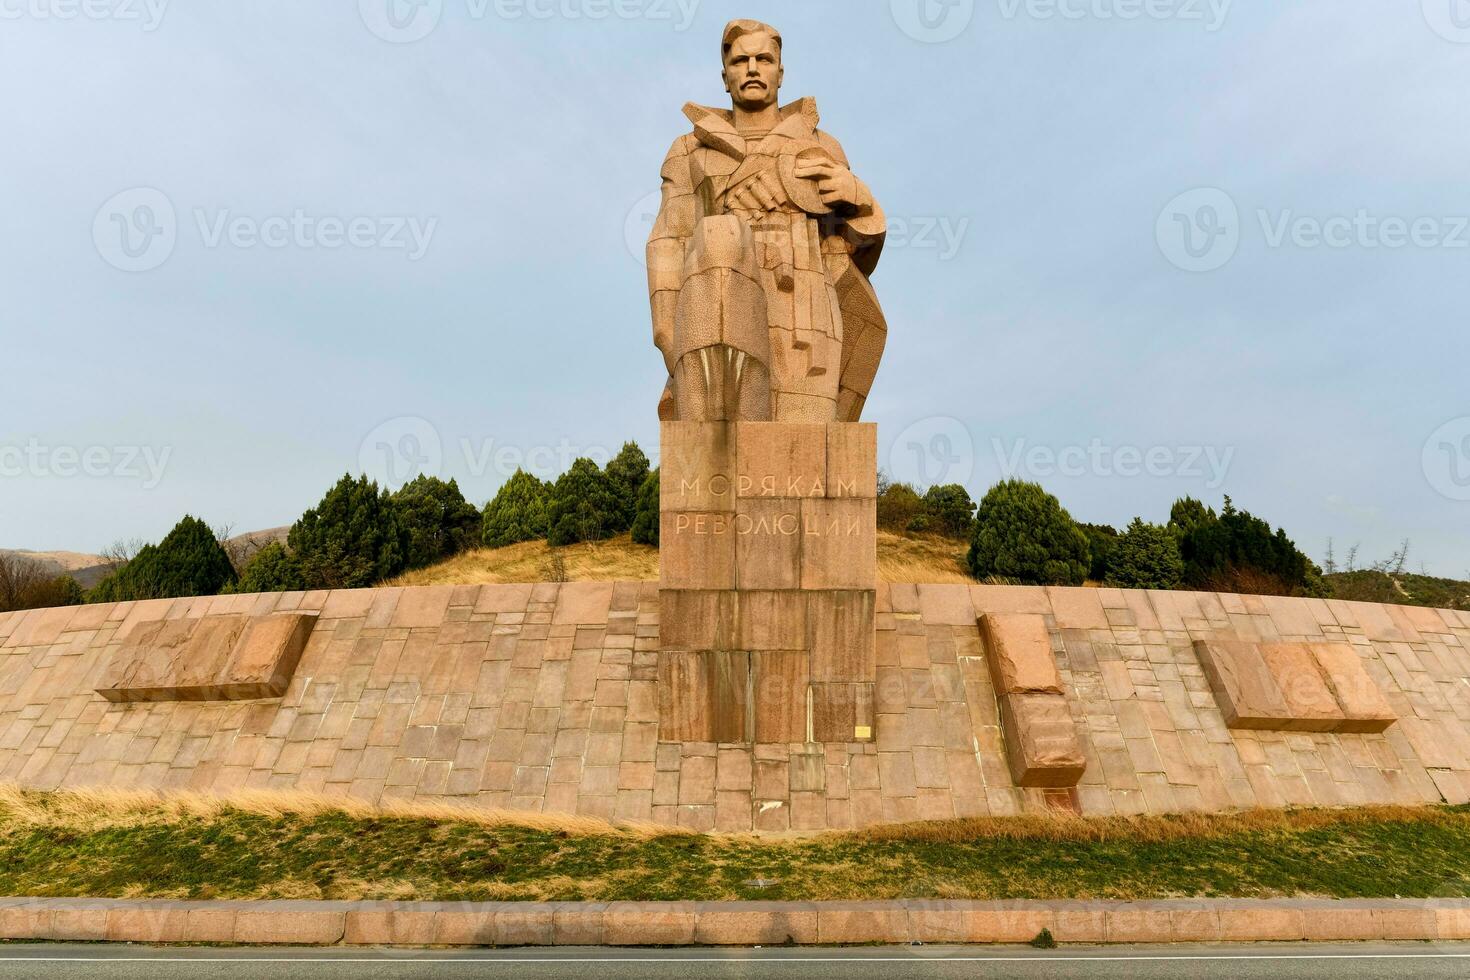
[794,159,860,210]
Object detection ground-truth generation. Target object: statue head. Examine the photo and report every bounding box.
[721,19,783,112]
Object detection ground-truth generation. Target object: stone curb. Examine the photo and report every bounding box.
[1,898,1469,946]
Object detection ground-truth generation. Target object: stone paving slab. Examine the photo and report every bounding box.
[0,583,1467,829]
[0,897,1467,946]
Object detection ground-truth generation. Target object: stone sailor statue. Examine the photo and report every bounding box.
[647,19,889,425]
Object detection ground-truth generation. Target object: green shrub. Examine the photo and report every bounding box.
[922,484,977,539]
[229,542,306,594]
[630,469,660,547]
[481,470,551,549]
[1105,519,1185,590]
[288,475,407,589]
[392,476,480,569]
[604,442,651,534]
[1170,496,1326,597]
[546,458,621,547]
[1080,523,1119,582]
[967,480,1090,586]
[88,515,237,602]
[877,477,924,532]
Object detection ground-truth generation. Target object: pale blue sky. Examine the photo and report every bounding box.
[2,0,1468,576]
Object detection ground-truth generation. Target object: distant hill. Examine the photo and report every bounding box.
[2,525,292,591]
[1325,570,1470,612]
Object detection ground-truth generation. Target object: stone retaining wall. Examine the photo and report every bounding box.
[2,896,1469,946]
[0,583,1467,830]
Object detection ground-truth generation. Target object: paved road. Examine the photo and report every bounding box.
[1,944,1469,979]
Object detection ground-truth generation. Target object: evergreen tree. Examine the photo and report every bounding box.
[546,458,620,547]
[392,475,480,568]
[630,469,660,546]
[288,475,407,589]
[922,484,978,538]
[87,515,237,602]
[604,442,651,534]
[967,480,1090,586]
[229,542,306,594]
[1105,518,1186,590]
[481,470,551,549]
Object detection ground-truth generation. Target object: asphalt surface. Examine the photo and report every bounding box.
[0,944,1468,979]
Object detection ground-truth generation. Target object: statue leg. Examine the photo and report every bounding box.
[671,216,772,422]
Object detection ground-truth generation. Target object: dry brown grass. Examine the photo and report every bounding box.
[852,804,1465,845]
[388,531,974,587]
[387,535,658,587]
[0,784,686,839]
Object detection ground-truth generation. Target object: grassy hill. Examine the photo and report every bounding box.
[389,531,972,587]
[1325,570,1470,611]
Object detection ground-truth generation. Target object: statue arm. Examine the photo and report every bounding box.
[817,130,886,277]
[647,135,697,375]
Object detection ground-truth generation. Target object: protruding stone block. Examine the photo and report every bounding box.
[1309,642,1397,733]
[97,612,317,703]
[1000,693,1087,788]
[1258,642,1342,732]
[1193,638,1292,730]
[979,613,1063,696]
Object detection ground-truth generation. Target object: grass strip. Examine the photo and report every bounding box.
[2,787,1468,903]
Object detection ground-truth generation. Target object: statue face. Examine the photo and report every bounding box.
[723,31,782,111]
